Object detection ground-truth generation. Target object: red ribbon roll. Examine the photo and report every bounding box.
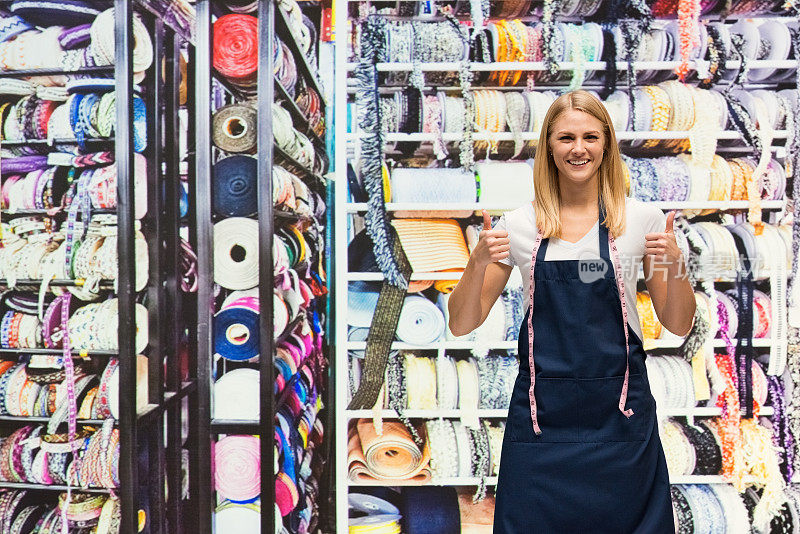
[213,14,258,87]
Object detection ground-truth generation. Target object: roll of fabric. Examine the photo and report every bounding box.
[213,217,259,290]
[459,492,495,534]
[213,14,258,88]
[396,295,445,346]
[391,218,468,292]
[214,435,261,502]
[399,487,460,534]
[214,297,260,361]
[212,156,258,218]
[214,502,261,532]
[212,104,257,154]
[348,420,431,482]
[213,368,260,420]
[390,167,476,218]
[475,161,534,213]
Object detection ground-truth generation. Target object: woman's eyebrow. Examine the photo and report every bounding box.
[554,130,602,136]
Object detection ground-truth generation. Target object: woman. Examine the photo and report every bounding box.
[448,90,696,533]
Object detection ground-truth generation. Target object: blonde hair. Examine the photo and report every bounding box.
[533,90,626,239]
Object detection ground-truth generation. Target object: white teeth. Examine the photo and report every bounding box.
[568,160,589,166]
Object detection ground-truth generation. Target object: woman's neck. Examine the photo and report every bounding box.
[558,175,599,212]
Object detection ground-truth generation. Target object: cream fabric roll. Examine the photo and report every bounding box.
[475,161,534,215]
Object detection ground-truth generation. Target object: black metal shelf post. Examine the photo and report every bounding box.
[192,1,215,533]
[258,1,277,532]
[114,2,139,532]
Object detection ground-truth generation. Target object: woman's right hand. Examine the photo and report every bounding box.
[473,210,510,267]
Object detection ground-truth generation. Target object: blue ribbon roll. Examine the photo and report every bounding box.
[213,155,258,217]
[213,305,260,361]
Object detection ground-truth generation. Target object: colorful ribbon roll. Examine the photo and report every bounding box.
[212,156,258,218]
[212,104,257,154]
[213,217,259,290]
[214,502,261,532]
[214,435,261,502]
[213,14,258,89]
[214,297,260,361]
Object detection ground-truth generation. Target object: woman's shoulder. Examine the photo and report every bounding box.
[623,197,666,234]
[502,202,535,231]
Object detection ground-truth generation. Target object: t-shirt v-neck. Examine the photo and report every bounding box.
[549,222,600,250]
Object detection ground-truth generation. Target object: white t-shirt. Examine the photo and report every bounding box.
[495,197,666,341]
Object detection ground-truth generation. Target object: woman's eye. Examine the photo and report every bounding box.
[559,136,572,141]
[586,135,598,140]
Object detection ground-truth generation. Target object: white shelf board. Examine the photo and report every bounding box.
[345,201,786,212]
[346,341,517,350]
[344,60,799,72]
[348,475,760,486]
[346,130,788,142]
[345,406,774,419]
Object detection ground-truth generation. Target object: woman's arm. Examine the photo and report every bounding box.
[448,211,513,337]
[643,211,696,336]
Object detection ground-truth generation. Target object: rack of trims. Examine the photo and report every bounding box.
[192,0,331,532]
[335,1,800,532]
[0,1,196,533]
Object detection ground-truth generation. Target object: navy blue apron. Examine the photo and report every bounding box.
[493,213,674,533]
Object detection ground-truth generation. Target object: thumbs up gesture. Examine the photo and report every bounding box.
[644,211,683,265]
[473,210,510,268]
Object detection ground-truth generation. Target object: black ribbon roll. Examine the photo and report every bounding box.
[212,155,257,218]
[211,104,257,154]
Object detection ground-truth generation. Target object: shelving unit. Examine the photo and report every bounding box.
[192,1,331,532]
[335,3,798,532]
[0,3,196,533]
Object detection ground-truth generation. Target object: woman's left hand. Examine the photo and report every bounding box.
[644,211,683,266]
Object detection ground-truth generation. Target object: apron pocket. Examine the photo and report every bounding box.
[578,373,653,442]
[507,372,580,443]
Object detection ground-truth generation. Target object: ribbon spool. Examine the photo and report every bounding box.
[214,503,261,531]
[213,217,259,290]
[212,156,258,218]
[214,435,261,502]
[212,105,257,154]
[213,14,258,88]
[213,297,260,361]
[213,368,260,420]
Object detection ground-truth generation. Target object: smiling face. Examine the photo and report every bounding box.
[548,108,606,188]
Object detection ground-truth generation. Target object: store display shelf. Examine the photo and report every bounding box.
[0,279,115,289]
[275,77,326,148]
[273,145,326,186]
[346,341,518,350]
[275,4,325,98]
[358,12,797,22]
[0,65,115,78]
[646,338,773,349]
[0,415,111,425]
[0,481,113,493]
[660,406,774,417]
[347,131,788,142]
[345,406,774,420]
[347,409,509,419]
[0,348,118,357]
[344,60,798,72]
[348,475,761,487]
[210,419,260,434]
[1,138,115,147]
[0,208,117,217]
[348,81,793,93]
[345,201,786,212]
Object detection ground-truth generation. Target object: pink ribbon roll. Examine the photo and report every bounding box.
[214,435,261,502]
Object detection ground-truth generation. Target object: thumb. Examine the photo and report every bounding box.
[665,211,675,233]
[482,210,492,231]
